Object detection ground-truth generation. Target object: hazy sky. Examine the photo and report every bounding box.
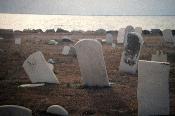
[0,0,175,15]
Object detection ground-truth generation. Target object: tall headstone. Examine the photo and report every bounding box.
[162,29,173,43]
[123,25,135,44]
[117,28,125,43]
[106,33,113,44]
[62,46,70,55]
[119,32,144,74]
[138,60,170,116]
[74,39,109,87]
[135,27,142,35]
[23,51,59,84]
[0,105,32,116]
[151,50,167,62]
[15,38,21,45]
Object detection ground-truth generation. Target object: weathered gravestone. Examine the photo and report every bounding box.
[0,105,32,116]
[74,39,109,87]
[69,46,76,56]
[138,60,170,116]
[162,29,173,43]
[119,32,144,74]
[135,27,142,35]
[123,25,135,44]
[117,28,125,43]
[47,105,68,116]
[151,50,167,62]
[15,38,21,45]
[106,33,113,44]
[23,51,59,84]
[62,46,70,55]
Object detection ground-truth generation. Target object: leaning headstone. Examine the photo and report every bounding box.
[138,60,170,116]
[15,38,21,45]
[74,39,109,87]
[119,32,144,74]
[123,25,135,44]
[62,46,70,55]
[162,29,173,43]
[47,105,68,116]
[135,27,142,35]
[23,51,59,84]
[106,33,113,44]
[151,50,167,62]
[0,105,32,116]
[117,28,125,43]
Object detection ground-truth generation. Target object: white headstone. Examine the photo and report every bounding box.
[117,28,125,43]
[135,27,142,35]
[0,105,32,116]
[74,39,109,87]
[138,60,170,116]
[106,33,113,44]
[119,32,144,74]
[62,46,70,55]
[15,38,21,45]
[151,50,167,62]
[162,29,173,43]
[23,51,59,84]
[47,63,54,71]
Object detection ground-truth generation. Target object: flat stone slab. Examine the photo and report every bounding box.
[74,39,109,87]
[19,83,45,88]
[47,105,68,116]
[23,51,59,84]
[119,32,144,74]
[138,60,170,116]
[0,105,32,116]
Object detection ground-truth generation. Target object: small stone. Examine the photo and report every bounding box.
[47,105,68,116]
[19,83,45,88]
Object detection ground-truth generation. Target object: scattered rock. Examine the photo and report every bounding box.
[48,40,58,45]
[47,105,68,116]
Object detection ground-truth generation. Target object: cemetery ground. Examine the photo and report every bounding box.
[0,32,175,116]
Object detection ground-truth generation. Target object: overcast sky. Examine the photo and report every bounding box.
[0,0,175,15]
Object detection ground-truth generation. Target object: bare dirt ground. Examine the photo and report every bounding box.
[0,32,175,116]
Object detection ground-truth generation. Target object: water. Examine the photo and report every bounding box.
[0,13,175,31]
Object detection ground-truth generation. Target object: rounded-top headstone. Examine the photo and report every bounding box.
[124,25,135,44]
[0,105,32,116]
[47,105,68,116]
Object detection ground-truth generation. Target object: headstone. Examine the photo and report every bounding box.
[112,43,116,49]
[151,50,167,62]
[101,39,106,44]
[62,36,73,42]
[162,29,173,43]
[68,46,76,56]
[15,38,21,45]
[0,37,4,40]
[123,25,135,44]
[47,105,68,116]
[138,60,170,116]
[47,63,54,71]
[135,27,142,35]
[119,32,144,74]
[0,105,32,116]
[74,39,109,87]
[117,28,125,43]
[106,33,113,44]
[23,51,59,84]
[62,46,70,55]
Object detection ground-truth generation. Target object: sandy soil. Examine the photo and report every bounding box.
[0,32,174,116]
